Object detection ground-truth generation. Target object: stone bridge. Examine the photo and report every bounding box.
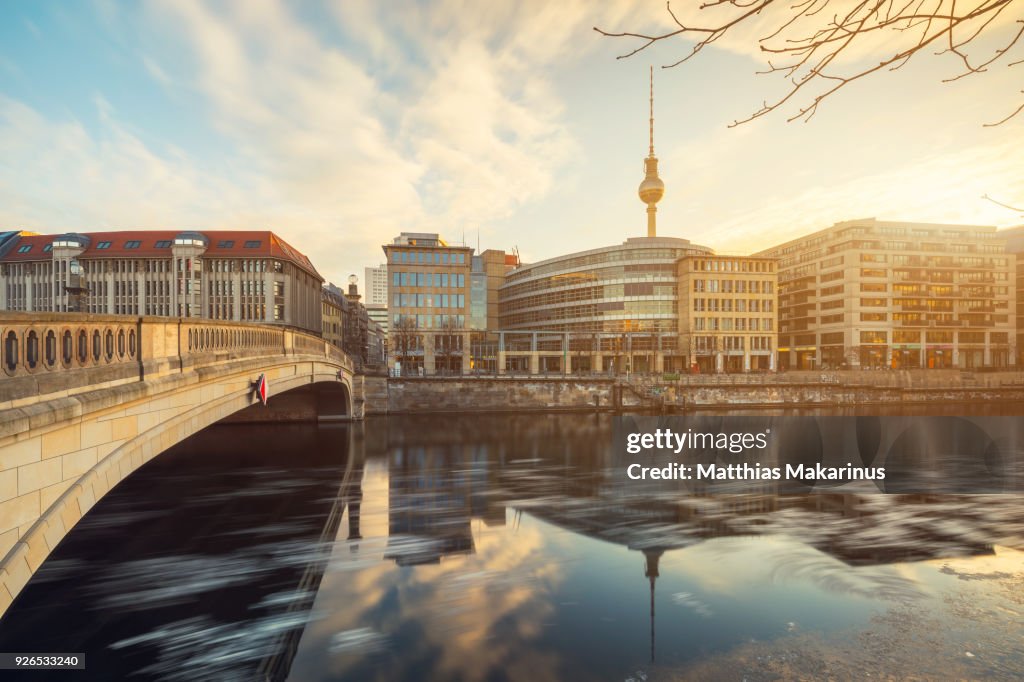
[0,312,370,617]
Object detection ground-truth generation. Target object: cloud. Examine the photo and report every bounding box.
[138,0,640,282]
[2,0,1019,285]
[0,95,250,231]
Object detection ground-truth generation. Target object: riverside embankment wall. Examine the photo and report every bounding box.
[365,371,1024,415]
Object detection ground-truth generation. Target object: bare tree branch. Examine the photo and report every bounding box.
[982,193,1024,212]
[595,0,1024,125]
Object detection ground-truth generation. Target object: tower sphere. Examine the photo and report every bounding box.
[639,173,664,205]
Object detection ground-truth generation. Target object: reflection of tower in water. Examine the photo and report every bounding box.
[643,548,664,663]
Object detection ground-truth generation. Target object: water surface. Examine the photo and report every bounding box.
[0,410,1021,680]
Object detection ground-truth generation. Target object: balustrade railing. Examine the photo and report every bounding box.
[2,314,138,378]
[0,312,353,381]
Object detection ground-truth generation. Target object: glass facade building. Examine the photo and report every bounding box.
[498,236,715,373]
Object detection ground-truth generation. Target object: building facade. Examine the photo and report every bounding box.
[678,255,777,373]
[322,285,346,351]
[996,224,1024,365]
[498,236,716,373]
[0,230,323,334]
[383,232,472,375]
[756,219,1015,370]
[364,263,389,306]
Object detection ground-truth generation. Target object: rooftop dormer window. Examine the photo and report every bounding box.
[155,240,171,248]
[125,240,141,249]
[17,244,31,253]
[96,241,112,249]
[217,240,235,248]
[244,240,261,248]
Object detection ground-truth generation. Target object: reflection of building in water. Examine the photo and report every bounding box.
[385,446,476,565]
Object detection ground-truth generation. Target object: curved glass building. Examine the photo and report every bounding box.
[498,236,715,373]
[500,236,712,333]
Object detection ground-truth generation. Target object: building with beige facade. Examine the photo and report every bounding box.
[756,219,1015,370]
[0,230,324,334]
[383,232,472,375]
[678,255,777,373]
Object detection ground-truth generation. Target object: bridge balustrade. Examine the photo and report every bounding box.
[2,317,138,378]
[0,313,354,406]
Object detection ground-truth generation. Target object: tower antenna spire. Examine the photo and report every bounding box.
[649,65,655,157]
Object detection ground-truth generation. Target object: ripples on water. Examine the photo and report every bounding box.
[0,414,1020,681]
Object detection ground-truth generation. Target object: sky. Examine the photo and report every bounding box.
[1,0,1022,286]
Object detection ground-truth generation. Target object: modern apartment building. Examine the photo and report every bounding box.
[382,232,472,375]
[364,263,389,306]
[0,230,323,334]
[756,219,1015,370]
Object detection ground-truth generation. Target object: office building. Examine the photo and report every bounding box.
[0,230,323,334]
[997,224,1024,365]
[499,236,715,373]
[383,232,472,375]
[364,263,389,306]
[756,219,1015,369]
[678,255,777,373]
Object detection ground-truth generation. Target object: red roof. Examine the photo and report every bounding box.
[0,230,321,279]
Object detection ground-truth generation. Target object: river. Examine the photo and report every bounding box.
[0,408,1021,680]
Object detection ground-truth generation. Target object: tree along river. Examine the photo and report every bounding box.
[0,406,1022,680]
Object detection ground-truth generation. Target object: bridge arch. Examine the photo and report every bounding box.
[0,313,368,618]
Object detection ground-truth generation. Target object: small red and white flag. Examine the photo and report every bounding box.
[255,373,268,406]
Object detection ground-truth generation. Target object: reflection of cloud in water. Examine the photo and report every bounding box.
[763,544,927,603]
[667,537,927,603]
[303,513,566,682]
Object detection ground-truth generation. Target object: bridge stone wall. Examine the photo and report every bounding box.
[0,313,359,617]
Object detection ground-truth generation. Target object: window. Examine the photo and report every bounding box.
[17,245,31,253]
[124,240,141,249]
[43,244,52,253]
[155,240,171,248]
[96,241,112,250]
[244,240,261,248]
[217,240,235,248]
